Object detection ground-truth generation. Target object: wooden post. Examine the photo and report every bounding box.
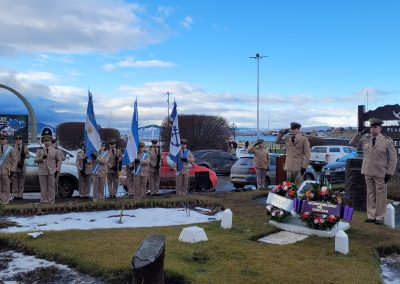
[132,234,165,284]
[276,155,287,184]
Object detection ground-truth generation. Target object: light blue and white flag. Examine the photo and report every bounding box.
[122,99,139,166]
[84,91,102,160]
[168,101,182,173]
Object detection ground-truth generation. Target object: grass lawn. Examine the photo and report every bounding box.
[1,191,399,283]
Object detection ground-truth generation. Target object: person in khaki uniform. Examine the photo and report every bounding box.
[76,142,93,198]
[34,135,62,203]
[148,139,161,195]
[248,139,270,189]
[275,122,311,183]
[92,142,109,201]
[107,139,122,198]
[129,142,150,200]
[0,134,17,204]
[349,118,398,225]
[11,135,29,200]
[176,139,194,196]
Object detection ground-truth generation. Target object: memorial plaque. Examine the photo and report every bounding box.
[301,200,342,217]
[266,193,294,212]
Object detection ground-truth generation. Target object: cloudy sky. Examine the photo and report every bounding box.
[0,0,399,132]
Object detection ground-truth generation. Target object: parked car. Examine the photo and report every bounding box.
[320,152,358,184]
[28,143,77,166]
[192,150,238,175]
[24,153,79,198]
[310,145,356,170]
[230,153,317,189]
[120,152,218,192]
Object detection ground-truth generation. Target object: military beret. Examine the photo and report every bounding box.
[0,133,8,139]
[151,139,158,144]
[369,118,383,127]
[257,139,264,144]
[15,135,23,140]
[180,139,187,144]
[139,142,145,147]
[101,142,107,146]
[109,139,117,144]
[290,122,302,129]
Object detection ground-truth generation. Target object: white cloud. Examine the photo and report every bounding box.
[157,6,175,17]
[102,57,176,71]
[181,16,194,30]
[0,0,171,54]
[15,71,58,82]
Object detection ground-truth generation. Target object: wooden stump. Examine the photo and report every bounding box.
[344,158,366,210]
[132,234,165,284]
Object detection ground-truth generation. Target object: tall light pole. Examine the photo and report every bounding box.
[165,92,173,121]
[250,53,266,139]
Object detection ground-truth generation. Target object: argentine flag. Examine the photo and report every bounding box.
[84,91,102,160]
[122,99,139,166]
[168,101,182,172]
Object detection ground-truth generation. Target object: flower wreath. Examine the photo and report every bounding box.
[266,181,297,222]
[300,184,343,230]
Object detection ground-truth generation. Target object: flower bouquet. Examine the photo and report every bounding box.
[266,181,297,222]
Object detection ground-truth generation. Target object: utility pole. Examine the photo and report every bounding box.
[249,53,266,139]
[165,92,173,121]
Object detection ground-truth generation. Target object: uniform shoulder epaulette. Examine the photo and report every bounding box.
[384,136,393,140]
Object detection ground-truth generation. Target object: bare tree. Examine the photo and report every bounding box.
[160,115,230,151]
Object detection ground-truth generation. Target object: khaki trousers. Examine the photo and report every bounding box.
[0,174,11,204]
[78,173,92,197]
[286,171,302,185]
[148,171,160,193]
[365,175,387,221]
[133,175,148,200]
[107,173,118,196]
[11,171,25,198]
[93,176,106,201]
[126,171,134,196]
[176,173,189,196]
[39,174,56,203]
[255,168,267,189]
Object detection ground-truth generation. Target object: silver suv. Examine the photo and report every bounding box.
[310,145,356,171]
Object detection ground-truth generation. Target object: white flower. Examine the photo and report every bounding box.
[284,186,288,190]
[279,211,284,216]
[272,212,276,216]
[266,205,272,211]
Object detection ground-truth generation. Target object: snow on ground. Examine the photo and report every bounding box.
[0,251,103,283]
[0,208,222,233]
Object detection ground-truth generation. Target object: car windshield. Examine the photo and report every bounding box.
[336,152,357,162]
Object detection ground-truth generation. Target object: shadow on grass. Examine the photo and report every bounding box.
[165,270,189,284]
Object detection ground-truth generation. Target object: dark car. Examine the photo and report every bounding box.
[192,150,238,175]
[230,153,317,189]
[320,152,358,184]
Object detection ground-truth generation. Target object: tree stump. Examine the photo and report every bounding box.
[344,158,366,211]
[132,234,165,284]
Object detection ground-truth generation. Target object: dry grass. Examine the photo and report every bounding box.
[1,191,400,283]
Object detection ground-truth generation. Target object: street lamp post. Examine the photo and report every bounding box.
[165,92,173,121]
[250,53,266,139]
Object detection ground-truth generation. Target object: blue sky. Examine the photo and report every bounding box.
[0,0,399,132]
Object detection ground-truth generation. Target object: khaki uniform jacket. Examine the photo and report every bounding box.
[34,146,62,176]
[0,144,17,175]
[12,144,29,172]
[148,146,161,173]
[134,152,150,177]
[107,148,122,174]
[178,149,194,175]
[76,150,93,174]
[93,150,109,177]
[248,144,269,169]
[349,133,397,178]
[275,133,311,171]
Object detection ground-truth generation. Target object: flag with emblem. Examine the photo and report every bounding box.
[84,91,102,160]
[168,101,181,172]
[122,99,139,166]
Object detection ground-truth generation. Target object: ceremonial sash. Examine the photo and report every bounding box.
[92,151,109,174]
[0,145,12,168]
[176,149,188,175]
[134,152,148,176]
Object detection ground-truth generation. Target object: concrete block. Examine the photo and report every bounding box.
[179,226,208,243]
[384,204,395,229]
[335,230,349,255]
[221,209,232,229]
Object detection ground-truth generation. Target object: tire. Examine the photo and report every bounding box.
[57,178,75,198]
[233,183,243,189]
[304,173,314,181]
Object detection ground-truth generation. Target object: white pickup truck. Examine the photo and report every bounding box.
[310,145,356,170]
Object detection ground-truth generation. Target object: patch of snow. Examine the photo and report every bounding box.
[0,208,222,233]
